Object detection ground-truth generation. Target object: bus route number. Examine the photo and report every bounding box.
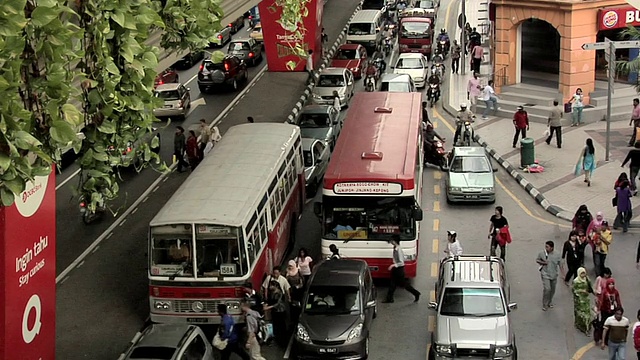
[220,264,236,275]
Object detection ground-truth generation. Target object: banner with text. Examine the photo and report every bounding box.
[0,168,56,359]
[599,6,640,30]
[259,0,323,71]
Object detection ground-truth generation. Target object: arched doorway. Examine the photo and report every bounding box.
[517,18,560,87]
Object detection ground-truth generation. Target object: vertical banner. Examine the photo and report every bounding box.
[259,0,323,72]
[0,168,56,360]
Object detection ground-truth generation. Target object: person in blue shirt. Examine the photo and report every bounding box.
[217,304,250,360]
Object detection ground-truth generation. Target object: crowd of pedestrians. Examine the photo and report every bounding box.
[173,119,222,173]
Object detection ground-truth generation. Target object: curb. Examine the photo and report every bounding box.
[117,319,151,359]
[286,3,362,124]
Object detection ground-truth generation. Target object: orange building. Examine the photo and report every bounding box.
[491,0,640,102]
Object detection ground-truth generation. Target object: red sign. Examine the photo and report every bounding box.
[598,6,640,30]
[259,0,323,71]
[0,168,56,360]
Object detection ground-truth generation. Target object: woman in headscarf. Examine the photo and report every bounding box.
[286,260,304,324]
[572,267,593,336]
[586,211,604,269]
[597,278,622,346]
[614,179,633,232]
[572,205,593,234]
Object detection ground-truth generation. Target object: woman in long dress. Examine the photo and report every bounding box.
[575,138,596,186]
[572,267,593,335]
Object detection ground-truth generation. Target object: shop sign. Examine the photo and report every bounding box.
[598,6,640,30]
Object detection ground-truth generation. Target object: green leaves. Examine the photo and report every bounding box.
[159,0,224,53]
[30,6,58,27]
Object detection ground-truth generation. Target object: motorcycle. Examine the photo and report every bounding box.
[383,37,392,57]
[78,195,106,224]
[365,75,376,92]
[427,83,440,107]
[458,120,474,146]
[431,64,444,83]
[436,39,449,57]
[424,140,448,171]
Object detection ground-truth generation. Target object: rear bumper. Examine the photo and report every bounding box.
[153,108,187,118]
[296,337,367,360]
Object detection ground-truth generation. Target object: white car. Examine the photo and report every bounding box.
[392,53,429,88]
[211,26,232,47]
[311,67,355,107]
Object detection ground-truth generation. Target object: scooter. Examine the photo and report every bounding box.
[383,37,392,57]
[436,39,449,57]
[424,140,448,171]
[365,75,376,92]
[79,195,105,224]
[431,64,445,83]
[458,120,475,146]
[427,83,440,107]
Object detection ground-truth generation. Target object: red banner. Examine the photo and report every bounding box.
[0,168,56,360]
[598,6,640,31]
[259,0,323,71]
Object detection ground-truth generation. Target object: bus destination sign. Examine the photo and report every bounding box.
[333,182,403,195]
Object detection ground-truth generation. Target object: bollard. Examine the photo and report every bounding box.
[520,137,535,167]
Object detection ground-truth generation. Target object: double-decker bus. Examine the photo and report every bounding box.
[313,92,425,278]
[148,123,305,324]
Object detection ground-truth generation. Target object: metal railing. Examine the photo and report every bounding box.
[494,65,508,87]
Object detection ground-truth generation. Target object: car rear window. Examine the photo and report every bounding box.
[154,90,180,100]
[204,61,225,71]
[129,346,176,359]
[229,42,250,51]
[381,81,409,92]
[299,114,330,127]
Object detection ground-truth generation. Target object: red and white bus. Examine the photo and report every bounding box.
[313,92,425,278]
[148,123,305,324]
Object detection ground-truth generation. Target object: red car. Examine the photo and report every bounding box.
[154,68,179,88]
[330,44,368,79]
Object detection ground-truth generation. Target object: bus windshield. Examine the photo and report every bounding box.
[322,196,416,241]
[401,22,430,39]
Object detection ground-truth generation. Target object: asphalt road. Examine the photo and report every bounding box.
[54,0,362,359]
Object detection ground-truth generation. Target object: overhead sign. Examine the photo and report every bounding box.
[333,182,403,195]
[598,6,640,30]
[582,40,640,51]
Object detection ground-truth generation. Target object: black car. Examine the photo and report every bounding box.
[173,50,205,70]
[197,55,249,92]
[227,38,263,66]
[295,259,376,360]
[228,15,245,34]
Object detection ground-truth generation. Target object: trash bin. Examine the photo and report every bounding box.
[520,137,535,167]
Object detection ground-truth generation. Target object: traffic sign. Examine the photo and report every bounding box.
[581,42,606,50]
[582,39,640,51]
[458,14,467,29]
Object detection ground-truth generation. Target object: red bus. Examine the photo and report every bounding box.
[399,15,433,58]
[148,123,305,324]
[313,92,425,278]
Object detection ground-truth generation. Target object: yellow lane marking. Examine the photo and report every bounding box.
[433,219,439,231]
[431,262,438,277]
[434,171,441,180]
[433,201,441,212]
[429,290,435,302]
[432,238,438,253]
[434,184,440,195]
[433,121,438,129]
[571,342,595,360]
[428,315,435,332]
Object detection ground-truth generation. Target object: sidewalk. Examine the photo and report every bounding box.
[442,0,640,226]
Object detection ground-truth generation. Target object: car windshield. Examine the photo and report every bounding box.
[348,23,374,35]
[334,49,358,59]
[450,156,491,173]
[322,196,416,241]
[229,42,250,51]
[253,25,262,32]
[395,58,424,69]
[305,285,361,314]
[303,150,313,167]
[440,288,506,317]
[298,113,330,128]
[154,90,180,101]
[401,22,430,38]
[318,75,345,87]
[381,80,410,92]
[129,346,176,359]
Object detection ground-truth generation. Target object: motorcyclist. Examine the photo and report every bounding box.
[382,25,394,40]
[436,28,450,52]
[421,101,431,124]
[453,103,476,145]
[427,75,440,101]
[397,0,407,12]
[423,122,445,154]
[373,54,387,72]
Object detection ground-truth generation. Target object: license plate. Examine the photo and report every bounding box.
[464,195,479,199]
[318,348,337,353]
[187,318,208,323]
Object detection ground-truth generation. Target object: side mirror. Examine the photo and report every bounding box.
[508,303,518,311]
[366,300,376,308]
[347,81,353,86]
[493,168,498,172]
[187,88,191,92]
[427,301,437,310]
[413,207,423,221]
[313,202,323,218]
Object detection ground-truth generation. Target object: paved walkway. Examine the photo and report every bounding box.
[441,0,640,226]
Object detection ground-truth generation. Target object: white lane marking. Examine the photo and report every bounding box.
[56,64,268,285]
[283,334,295,359]
[56,168,81,190]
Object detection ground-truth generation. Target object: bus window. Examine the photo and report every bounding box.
[195,225,247,278]
[246,232,257,265]
[259,213,268,246]
[150,225,194,277]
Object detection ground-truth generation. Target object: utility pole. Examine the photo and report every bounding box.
[460,0,466,75]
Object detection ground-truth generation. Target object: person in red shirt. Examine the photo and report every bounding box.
[186,130,200,170]
[512,105,530,148]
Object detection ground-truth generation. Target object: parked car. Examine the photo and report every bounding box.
[210,26,232,47]
[428,256,517,360]
[379,73,417,92]
[154,68,179,88]
[227,38,263,66]
[121,324,215,360]
[250,23,263,43]
[311,67,355,107]
[445,146,497,203]
[295,259,376,359]
[330,44,368,79]
[392,52,429,88]
[296,105,341,149]
[197,54,248,92]
[228,15,245,33]
[152,83,191,120]
[173,50,205,70]
[302,138,330,196]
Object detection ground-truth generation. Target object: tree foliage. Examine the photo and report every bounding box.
[158,0,224,53]
[618,25,640,92]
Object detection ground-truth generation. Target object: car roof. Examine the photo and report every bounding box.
[310,260,367,287]
[320,67,348,75]
[154,83,182,91]
[300,104,334,115]
[381,73,412,82]
[451,146,487,157]
[441,256,504,288]
[134,324,196,349]
[230,38,252,43]
[338,44,361,50]
[397,53,424,59]
[301,137,320,150]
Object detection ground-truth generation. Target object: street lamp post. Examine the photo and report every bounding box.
[460,0,466,75]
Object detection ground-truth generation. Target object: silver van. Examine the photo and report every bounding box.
[346,9,384,54]
[428,256,518,360]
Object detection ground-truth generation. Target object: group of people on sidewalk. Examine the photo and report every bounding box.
[173,119,222,173]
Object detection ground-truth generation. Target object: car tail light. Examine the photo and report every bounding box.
[157,80,163,85]
[199,64,204,71]
[218,34,223,40]
[228,23,233,28]
[122,146,132,155]
[249,15,253,19]
[79,202,86,208]
[224,62,230,71]
[248,52,255,58]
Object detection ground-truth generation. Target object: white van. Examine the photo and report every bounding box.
[346,10,384,54]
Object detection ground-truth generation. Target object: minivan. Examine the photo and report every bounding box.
[346,9,384,54]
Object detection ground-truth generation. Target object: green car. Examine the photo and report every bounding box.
[446,146,497,203]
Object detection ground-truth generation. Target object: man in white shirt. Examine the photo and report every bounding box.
[444,230,463,257]
[262,266,291,301]
[602,308,629,359]
[481,80,498,119]
[467,72,482,114]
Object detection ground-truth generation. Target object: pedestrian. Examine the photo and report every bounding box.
[629,98,640,146]
[568,88,584,126]
[536,240,563,311]
[383,235,421,303]
[261,266,291,302]
[615,172,630,188]
[241,300,267,360]
[217,304,250,360]
[572,267,594,336]
[488,206,509,260]
[512,105,529,148]
[466,72,482,114]
[572,204,593,234]
[614,180,633,232]
[294,248,313,284]
[471,43,483,73]
[321,27,328,54]
[546,100,563,148]
[593,221,612,277]
[601,307,629,358]
[186,130,200,170]
[443,230,463,257]
[286,260,304,324]
[451,39,461,74]
[562,231,581,285]
[469,27,481,50]
[481,80,498,119]
[306,49,315,85]
[332,90,341,113]
[247,116,254,123]
[632,309,640,359]
[173,126,188,172]
[586,211,605,269]
[576,229,589,267]
[599,279,623,346]
[595,267,614,306]
[622,142,640,194]
[262,278,288,347]
[575,138,596,187]
[198,119,212,154]
[422,101,431,124]
[328,244,341,259]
